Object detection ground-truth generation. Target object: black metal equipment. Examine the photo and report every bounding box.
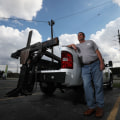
[6,30,61,97]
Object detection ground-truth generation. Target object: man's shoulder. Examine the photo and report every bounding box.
[87,40,96,44]
[87,40,94,42]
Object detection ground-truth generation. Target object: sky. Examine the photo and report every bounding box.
[0,0,120,72]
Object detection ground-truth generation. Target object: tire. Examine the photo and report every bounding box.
[39,82,56,96]
[107,74,113,90]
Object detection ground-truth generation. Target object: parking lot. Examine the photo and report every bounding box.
[0,79,120,120]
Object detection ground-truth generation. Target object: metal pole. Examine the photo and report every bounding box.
[51,20,54,55]
[48,19,55,62]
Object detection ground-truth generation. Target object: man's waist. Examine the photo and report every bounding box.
[83,58,99,65]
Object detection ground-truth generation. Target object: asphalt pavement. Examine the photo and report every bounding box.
[0,79,120,120]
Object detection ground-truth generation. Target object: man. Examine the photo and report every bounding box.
[67,32,105,118]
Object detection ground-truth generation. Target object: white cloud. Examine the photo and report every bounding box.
[1,17,120,72]
[0,26,79,72]
[59,34,79,46]
[112,0,120,6]
[12,20,23,26]
[54,34,79,57]
[0,25,42,72]
[90,17,120,67]
[0,0,43,20]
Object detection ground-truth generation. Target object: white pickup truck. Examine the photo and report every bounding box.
[38,46,113,95]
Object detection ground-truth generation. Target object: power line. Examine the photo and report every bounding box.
[0,17,48,23]
[0,1,111,24]
[54,0,111,21]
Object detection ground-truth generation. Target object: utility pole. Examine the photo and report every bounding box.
[17,64,19,73]
[48,19,55,62]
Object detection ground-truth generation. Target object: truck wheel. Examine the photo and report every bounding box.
[107,74,113,90]
[39,82,56,96]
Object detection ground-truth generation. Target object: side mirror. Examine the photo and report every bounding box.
[108,61,113,67]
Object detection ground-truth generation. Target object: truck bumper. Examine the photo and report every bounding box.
[37,72,66,83]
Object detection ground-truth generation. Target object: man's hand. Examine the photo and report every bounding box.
[71,44,77,50]
[96,49,105,71]
[100,62,105,71]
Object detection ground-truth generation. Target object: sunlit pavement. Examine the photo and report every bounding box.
[0,79,120,120]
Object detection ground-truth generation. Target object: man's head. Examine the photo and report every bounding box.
[78,32,85,42]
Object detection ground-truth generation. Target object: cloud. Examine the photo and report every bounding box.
[90,17,120,67]
[12,20,23,26]
[0,0,43,20]
[0,25,42,72]
[59,34,79,46]
[53,34,79,57]
[112,0,120,6]
[1,17,120,72]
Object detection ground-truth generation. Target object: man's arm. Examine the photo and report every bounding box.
[96,49,105,70]
[67,44,77,50]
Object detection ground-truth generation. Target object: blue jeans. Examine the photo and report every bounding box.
[82,60,104,109]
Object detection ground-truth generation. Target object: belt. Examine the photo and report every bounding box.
[83,58,99,65]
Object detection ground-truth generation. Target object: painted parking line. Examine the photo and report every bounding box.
[107,96,120,120]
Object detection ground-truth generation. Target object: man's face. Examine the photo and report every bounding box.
[78,33,85,41]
